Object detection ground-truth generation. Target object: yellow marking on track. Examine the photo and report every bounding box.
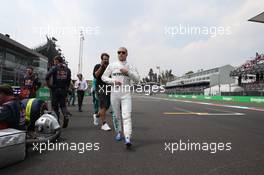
[197,113,209,115]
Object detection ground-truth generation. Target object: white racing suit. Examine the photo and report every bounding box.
[102,60,140,139]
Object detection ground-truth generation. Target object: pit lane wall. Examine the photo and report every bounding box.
[167,94,264,104]
[36,87,91,101]
[36,87,51,100]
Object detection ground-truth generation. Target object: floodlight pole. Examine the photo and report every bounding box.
[78,31,85,74]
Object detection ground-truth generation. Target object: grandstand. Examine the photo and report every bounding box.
[0,33,48,85]
[230,53,264,96]
[166,65,236,95]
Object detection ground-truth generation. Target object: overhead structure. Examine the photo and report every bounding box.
[249,12,264,24]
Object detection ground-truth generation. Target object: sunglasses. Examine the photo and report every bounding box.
[117,51,126,55]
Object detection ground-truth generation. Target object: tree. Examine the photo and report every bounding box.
[34,36,63,70]
[185,71,194,75]
[153,73,158,82]
[148,68,154,82]
[141,68,176,85]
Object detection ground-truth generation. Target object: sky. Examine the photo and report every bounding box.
[1,0,264,80]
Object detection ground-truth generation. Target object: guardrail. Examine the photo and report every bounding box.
[168,94,264,104]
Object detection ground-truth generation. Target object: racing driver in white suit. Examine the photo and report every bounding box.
[102,47,140,148]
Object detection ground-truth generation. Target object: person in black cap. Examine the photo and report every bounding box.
[46,56,71,128]
[0,84,25,130]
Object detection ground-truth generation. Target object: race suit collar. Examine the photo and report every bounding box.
[118,60,127,65]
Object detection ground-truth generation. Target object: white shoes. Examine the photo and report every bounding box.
[93,114,99,126]
[101,123,111,131]
[94,114,111,131]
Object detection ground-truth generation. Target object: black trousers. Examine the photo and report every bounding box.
[51,88,68,119]
[77,90,85,110]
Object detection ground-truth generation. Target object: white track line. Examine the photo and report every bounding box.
[198,113,244,116]
[139,96,264,112]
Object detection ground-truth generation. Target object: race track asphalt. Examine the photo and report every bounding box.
[1,95,264,175]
